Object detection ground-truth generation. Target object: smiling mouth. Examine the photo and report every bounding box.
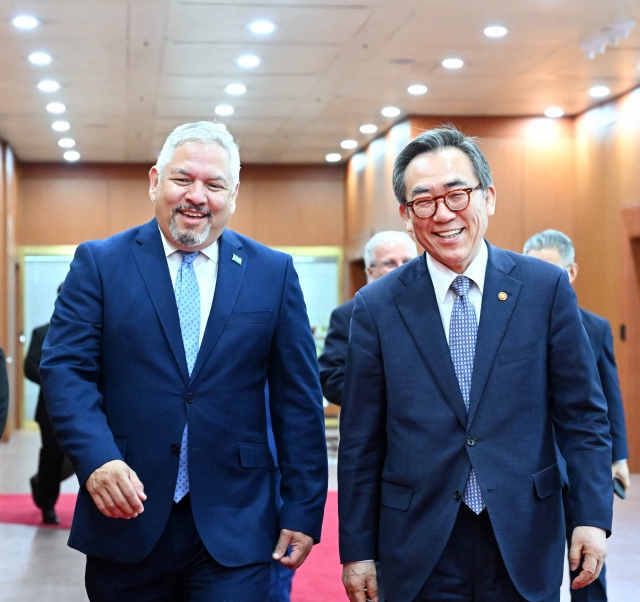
[435,228,463,239]
[173,205,212,224]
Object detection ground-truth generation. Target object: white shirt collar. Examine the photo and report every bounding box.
[426,240,488,303]
[158,226,219,263]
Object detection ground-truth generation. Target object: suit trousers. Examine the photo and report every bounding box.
[85,494,271,602]
[35,410,65,510]
[410,504,560,602]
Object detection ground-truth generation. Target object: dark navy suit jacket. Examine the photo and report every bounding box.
[338,243,613,602]
[40,219,328,565]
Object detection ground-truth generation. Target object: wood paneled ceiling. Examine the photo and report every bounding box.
[1,0,640,164]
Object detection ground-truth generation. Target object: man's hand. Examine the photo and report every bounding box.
[569,526,607,589]
[86,460,147,519]
[342,561,378,602]
[612,460,630,491]
[272,529,314,570]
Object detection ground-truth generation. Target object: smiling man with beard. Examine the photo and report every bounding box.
[40,121,328,602]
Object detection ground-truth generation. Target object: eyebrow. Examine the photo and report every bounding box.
[410,179,470,198]
[170,169,228,185]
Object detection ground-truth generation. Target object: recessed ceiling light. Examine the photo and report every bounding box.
[360,124,377,134]
[237,54,260,68]
[225,83,246,95]
[13,15,38,29]
[545,107,564,118]
[29,52,52,65]
[442,58,464,69]
[46,102,66,114]
[326,153,341,162]
[248,20,275,35]
[381,106,401,117]
[341,140,358,149]
[589,85,610,98]
[484,25,507,38]
[407,84,427,95]
[63,150,80,162]
[215,105,234,116]
[52,121,70,132]
[58,138,75,148]
[37,79,60,92]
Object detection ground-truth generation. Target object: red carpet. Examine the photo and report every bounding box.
[0,493,76,529]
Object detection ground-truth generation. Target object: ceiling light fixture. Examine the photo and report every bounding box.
[484,25,507,38]
[13,15,38,29]
[237,54,260,68]
[37,79,60,92]
[215,105,234,116]
[545,107,564,118]
[63,150,80,162]
[29,52,52,65]
[360,124,377,134]
[407,84,427,95]
[46,102,66,113]
[341,140,358,149]
[589,85,610,98]
[52,121,70,132]
[58,138,75,148]
[326,153,341,162]
[225,83,246,95]
[442,58,464,69]
[248,20,275,35]
[381,106,401,117]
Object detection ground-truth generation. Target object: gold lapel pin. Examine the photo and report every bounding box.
[498,291,508,301]
[232,254,242,265]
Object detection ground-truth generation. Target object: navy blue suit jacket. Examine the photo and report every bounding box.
[338,243,613,602]
[40,219,328,565]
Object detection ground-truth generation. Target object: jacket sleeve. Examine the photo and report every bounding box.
[24,328,45,385]
[318,304,351,406]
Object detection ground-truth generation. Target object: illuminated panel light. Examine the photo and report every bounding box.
[381,106,401,117]
[29,52,52,65]
[58,138,75,148]
[248,20,275,35]
[407,84,427,95]
[589,85,610,98]
[52,121,70,131]
[38,79,59,92]
[63,150,80,162]
[442,58,464,69]
[545,107,564,118]
[13,15,38,29]
[484,26,507,38]
[325,153,341,162]
[215,105,234,116]
[360,124,377,134]
[225,83,246,95]
[46,102,66,113]
[341,139,358,149]
[237,54,260,68]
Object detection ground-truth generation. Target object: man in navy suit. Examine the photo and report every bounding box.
[338,127,613,602]
[40,121,328,601]
[525,229,629,602]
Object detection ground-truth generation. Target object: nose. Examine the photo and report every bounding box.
[184,180,207,205]
[432,199,457,222]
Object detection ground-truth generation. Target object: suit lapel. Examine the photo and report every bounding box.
[189,229,247,383]
[132,219,190,384]
[395,257,468,428]
[467,244,521,427]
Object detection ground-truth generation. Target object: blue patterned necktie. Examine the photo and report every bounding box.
[449,275,485,514]
[173,250,200,503]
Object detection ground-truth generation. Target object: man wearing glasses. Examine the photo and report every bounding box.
[338,126,613,602]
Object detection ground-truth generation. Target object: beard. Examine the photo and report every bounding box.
[169,204,213,247]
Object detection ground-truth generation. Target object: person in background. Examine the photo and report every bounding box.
[0,348,8,438]
[524,228,629,602]
[318,231,418,406]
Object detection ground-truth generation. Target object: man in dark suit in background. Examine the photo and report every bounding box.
[525,228,629,602]
[339,126,613,602]
[319,230,417,406]
[0,348,9,438]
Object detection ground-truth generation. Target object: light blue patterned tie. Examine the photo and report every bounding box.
[173,251,200,503]
[449,275,485,514]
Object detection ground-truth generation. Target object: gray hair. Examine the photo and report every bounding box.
[364,231,417,268]
[392,125,493,205]
[523,229,575,265]
[156,121,241,187]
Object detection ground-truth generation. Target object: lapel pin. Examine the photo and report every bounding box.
[231,254,242,265]
[498,292,508,301]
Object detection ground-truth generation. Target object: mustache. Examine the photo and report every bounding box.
[171,204,213,218]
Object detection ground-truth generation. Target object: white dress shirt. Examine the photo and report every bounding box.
[159,228,219,346]
[425,240,488,341]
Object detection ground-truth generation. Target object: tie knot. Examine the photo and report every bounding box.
[178,250,199,266]
[451,275,471,297]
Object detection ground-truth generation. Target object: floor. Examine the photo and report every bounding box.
[0,430,637,601]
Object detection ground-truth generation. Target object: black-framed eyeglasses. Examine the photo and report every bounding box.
[405,185,482,219]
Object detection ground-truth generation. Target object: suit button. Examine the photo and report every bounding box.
[466,437,476,447]
[186,393,195,403]
[171,444,179,455]
[454,491,461,501]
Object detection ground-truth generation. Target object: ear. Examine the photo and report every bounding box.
[399,204,414,234]
[149,166,159,202]
[229,182,240,215]
[484,185,497,217]
[568,262,579,284]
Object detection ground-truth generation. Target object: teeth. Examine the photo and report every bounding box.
[436,229,462,239]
